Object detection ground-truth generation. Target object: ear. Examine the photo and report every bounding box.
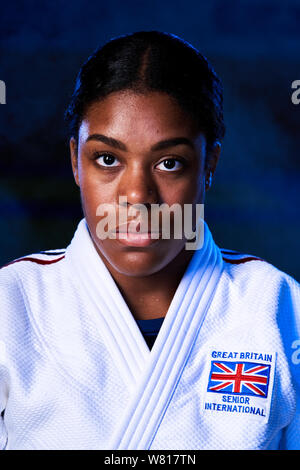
[205,141,221,191]
[70,137,80,187]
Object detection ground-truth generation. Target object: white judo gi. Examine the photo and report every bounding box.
[0,218,299,450]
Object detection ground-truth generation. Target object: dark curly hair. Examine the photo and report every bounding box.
[65,31,225,155]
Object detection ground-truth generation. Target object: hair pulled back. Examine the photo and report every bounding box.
[65,31,225,153]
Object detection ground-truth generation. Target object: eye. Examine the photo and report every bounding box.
[94,153,120,167]
[156,158,184,172]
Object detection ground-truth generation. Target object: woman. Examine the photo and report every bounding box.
[0,31,299,450]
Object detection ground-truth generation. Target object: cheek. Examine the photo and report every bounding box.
[77,171,120,246]
[160,174,203,206]
[78,164,115,209]
[80,179,101,216]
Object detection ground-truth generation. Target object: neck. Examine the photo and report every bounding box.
[98,247,195,321]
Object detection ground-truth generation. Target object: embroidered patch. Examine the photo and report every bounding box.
[203,349,276,421]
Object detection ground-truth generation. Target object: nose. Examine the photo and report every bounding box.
[117,164,159,206]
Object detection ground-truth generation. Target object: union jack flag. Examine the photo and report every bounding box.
[207,361,271,397]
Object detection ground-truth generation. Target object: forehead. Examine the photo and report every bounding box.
[78,90,201,146]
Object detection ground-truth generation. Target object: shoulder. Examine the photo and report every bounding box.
[0,249,68,332]
[220,247,297,282]
[0,249,67,291]
[1,249,66,270]
[1,249,66,271]
[220,248,265,266]
[219,247,300,315]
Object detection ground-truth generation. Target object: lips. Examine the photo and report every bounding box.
[113,222,161,247]
[114,221,160,234]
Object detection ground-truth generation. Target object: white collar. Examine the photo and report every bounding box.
[66,218,224,449]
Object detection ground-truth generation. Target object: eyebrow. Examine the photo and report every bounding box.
[85,134,195,151]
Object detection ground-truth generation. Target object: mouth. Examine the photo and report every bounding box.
[113,224,162,247]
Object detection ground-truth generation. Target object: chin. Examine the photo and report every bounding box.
[95,235,187,278]
[105,250,168,277]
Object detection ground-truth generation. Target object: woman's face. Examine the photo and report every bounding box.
[70,90,220,277]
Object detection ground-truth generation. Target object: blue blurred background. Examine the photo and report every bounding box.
[0,0,299,280]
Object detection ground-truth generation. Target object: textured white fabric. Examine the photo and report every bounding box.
[0,218,299,450]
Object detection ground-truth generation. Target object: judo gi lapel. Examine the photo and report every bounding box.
[66,218,223,449]
[110,221,224,449]
[65,219,150,393]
